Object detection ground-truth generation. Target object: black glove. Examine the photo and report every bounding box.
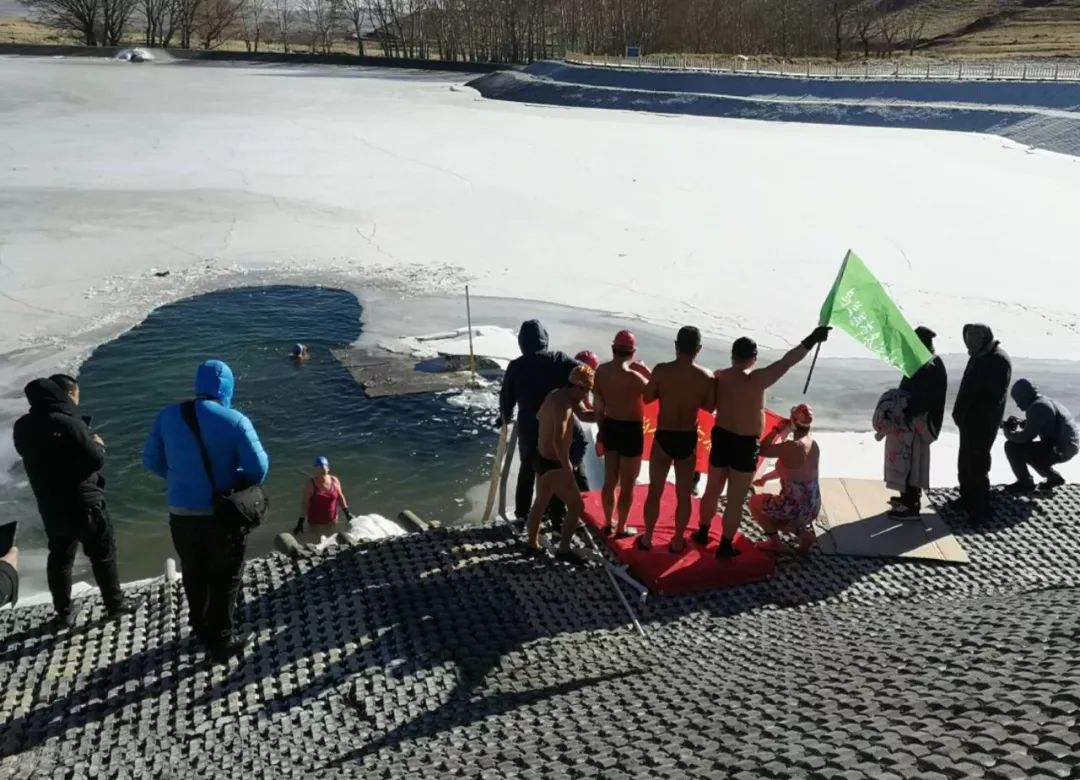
[801,326,831,351]
[293,517,304,535]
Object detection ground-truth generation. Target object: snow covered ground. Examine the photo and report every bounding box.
[3,58,1080,370]
[3,57,1080,548]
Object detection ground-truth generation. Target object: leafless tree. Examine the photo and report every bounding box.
[340,0,368,54]
[877,9,898,58]
[101,0,138,43]
[175,0,202,46]
[196,0,241,47]
[897,4,927,55]
[847,4,877,60]
[22,0,100,44]
[298,0,338,51]
[22,0,140,44]
[273,0,291,50]
[238,0,269,50]
[824,0,859,60]
[143,0,179,45]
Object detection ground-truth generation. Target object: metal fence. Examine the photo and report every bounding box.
[565,52,1080,83]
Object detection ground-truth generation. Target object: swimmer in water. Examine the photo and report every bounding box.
[290,344,310,363]
[295,456,351,536]
[526,365,596,566]
[593,330,652,538]
[697,326,830,558]
[640,326,714,554]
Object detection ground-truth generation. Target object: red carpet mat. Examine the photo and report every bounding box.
[581,484,776,597]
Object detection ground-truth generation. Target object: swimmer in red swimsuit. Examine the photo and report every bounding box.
[295,456,351,536]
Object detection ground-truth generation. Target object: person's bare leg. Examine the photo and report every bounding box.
[616,456,641,535]
[526,477,554,549]
[748,493,772,532]
[641,452,671,550]
[669,456,696,553]
[554,470,586,555]
[718,470,754,558]
[601,453,620,532]
[696,467,728,544]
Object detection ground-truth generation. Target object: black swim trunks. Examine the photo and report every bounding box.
[709,426,760,473]
[534,453,563,477]
[599,418,645,458]
[655,430,697,462]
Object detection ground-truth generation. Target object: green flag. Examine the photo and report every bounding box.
[819,250,932,378]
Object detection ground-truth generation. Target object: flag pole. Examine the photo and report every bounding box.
[465,285,476,387]
[802,343,821,395]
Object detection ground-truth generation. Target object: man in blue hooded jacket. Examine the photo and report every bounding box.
[1003,379,1078,493]
[143,360,269,662]
[499,320,584,521]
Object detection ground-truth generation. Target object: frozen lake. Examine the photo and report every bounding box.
[3,56,1080,598]
[3,57,1080,367]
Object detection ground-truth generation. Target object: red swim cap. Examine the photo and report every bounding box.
[790,404,814,427]
[575,350,600,370]
[613,330,637,350]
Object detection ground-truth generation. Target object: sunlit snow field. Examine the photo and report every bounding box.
[3,56,1080,599]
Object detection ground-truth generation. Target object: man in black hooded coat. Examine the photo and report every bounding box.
[891,326,948,517]
[12,376,132,626]
[499,320,584,521]
[951,324,1012,521]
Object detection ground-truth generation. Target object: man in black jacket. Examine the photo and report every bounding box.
[890,326,948,518]
[12,375,133,627]
[499,320,582,521]
[951,324,1012,521]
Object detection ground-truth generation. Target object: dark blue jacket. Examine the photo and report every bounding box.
[499,320,582,456]
[143,360,270,515]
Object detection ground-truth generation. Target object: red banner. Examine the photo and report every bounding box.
[640,403,784,473]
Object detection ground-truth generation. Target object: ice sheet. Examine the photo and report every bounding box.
[2,58,1080,376]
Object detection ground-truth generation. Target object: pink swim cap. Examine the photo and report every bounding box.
[575,350,600,370]
[790,404,814,427]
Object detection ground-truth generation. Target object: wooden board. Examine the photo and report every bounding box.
[815,478,968,563]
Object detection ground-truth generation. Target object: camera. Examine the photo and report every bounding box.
[1002,416,1022,433]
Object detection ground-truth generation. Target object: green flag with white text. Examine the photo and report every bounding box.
[819,250,932,378]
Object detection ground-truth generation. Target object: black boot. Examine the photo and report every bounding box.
[53,605,79,630]
[209,631,253,663]
[107,596,138,620]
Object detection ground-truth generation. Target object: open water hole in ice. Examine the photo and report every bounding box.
[3,286,497,588]
[8,284,1080,597]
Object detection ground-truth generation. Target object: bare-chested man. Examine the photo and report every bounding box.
[526,365,596,566]
[594,330,652,538]
[639,326,715,554]
[696,327,830,558]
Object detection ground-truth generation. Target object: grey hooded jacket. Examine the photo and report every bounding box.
[1006,379,1079,460]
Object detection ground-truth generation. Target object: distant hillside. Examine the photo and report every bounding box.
[885,0,1080,57]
